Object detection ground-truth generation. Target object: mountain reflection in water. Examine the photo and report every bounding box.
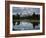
[13,20,40,31]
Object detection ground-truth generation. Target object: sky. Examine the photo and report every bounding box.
[12,7,40,16]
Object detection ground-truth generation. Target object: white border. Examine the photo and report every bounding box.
[10,4,43,34]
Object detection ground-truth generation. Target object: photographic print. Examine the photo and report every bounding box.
[12,7,40,31]
[10,4,42,34]
[5,1,45,37]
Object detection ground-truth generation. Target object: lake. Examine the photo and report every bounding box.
[13,20,40,31]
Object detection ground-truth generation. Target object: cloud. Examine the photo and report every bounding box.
[13,7,40,15]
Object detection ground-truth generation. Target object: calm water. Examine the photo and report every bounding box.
[13,20,40,31]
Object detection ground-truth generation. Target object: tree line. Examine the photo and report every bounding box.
[13,12,40,20]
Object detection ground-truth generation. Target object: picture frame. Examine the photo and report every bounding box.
[5,1,45,37]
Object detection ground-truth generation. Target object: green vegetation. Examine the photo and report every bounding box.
[13,12,40,20]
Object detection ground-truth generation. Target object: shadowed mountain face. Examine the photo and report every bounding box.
[12,7,40,31]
